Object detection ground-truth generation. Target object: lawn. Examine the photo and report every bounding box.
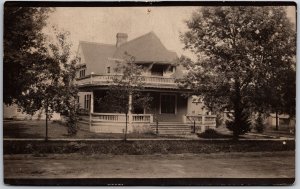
[3,120,184,139]
[4,120,295,140]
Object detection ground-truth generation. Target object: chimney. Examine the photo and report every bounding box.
[116,33,128,47]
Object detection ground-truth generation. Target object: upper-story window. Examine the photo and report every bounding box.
[107,67,111,74]
[151,65,164,76]
[79,69,86,78]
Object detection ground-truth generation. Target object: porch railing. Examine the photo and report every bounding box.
[92,113,127,122]
[185,114,217,126]
[76,74,177,86]
[132,114,153,123]
[91,113,153,123]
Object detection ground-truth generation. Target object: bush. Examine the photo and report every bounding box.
[254,113,265,133]
[226,110,252,136]
[197,129,230,139]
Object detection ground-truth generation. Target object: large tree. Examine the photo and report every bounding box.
[16,28,79,139]
[4,6,53,104]
[4,6,79,139]
[180,6,296,139]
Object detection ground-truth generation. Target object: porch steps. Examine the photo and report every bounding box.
[150,122,194,135]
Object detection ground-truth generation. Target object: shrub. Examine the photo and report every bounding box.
[66,109,79,135]
[226,110,252,136]
[254,113,265,133]
[197,129,230,139]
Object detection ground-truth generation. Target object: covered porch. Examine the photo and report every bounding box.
[77,89,216,134]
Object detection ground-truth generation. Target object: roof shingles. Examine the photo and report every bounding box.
[79,32,178,69]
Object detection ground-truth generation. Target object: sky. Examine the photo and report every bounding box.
[45,6,296,58]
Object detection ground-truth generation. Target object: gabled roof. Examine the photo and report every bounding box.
[78,32,178,67]
[79,41,116,65]
[113,32,178,63]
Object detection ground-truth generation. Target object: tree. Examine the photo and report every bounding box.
[4,6,53,104]
[97,53,152,140]
[180,7,296,140]
[4,6,79,139]
[16,28,79,140]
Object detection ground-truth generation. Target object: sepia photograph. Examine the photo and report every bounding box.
[3,1,296,186]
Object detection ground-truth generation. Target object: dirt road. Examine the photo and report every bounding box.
[4,151,294,179]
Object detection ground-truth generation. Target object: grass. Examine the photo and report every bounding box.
[4,120,295,141]
[3,120,184,139]
[4,140,295,155]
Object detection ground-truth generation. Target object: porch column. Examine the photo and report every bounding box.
[90,91,94,113]
[89,91,94,129]
[202,114,206,131]
[128,92,133,132]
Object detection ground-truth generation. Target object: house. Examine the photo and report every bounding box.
[76,32,216,134]
[3,104,61,120]
[266,113,295,131]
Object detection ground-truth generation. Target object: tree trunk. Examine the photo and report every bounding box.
[124,112,127,141]
[275,111,279,131]
[45,104,48,142]
[232,78,242,141]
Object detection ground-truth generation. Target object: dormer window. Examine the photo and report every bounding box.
[151,65,164,76]
[107,67,111,74]
[79,69,86,78]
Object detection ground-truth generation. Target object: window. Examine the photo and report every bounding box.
[160,94,176,114]
[151,65,164,76]
[84,94,91,110]
[107,67,111,74]
[79,69,86,78]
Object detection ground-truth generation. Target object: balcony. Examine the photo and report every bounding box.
[76,74,180,89]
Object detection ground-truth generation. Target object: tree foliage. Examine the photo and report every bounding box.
[180,6,296,139]
[4,6,79,135]
[18,28,79,135]
[97,54,152,114]
[4,6,53,104]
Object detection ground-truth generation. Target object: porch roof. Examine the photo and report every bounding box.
[77,84,192,93]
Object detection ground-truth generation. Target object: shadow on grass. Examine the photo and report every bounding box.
[3,122,44,138]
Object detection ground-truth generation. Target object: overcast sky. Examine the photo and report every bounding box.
[45,6,296,58]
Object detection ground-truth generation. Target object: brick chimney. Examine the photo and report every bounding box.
[116,33,128,47]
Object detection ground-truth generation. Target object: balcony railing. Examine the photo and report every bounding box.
[76,74,178,88]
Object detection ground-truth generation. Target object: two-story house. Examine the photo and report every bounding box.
[76,32,216,134]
